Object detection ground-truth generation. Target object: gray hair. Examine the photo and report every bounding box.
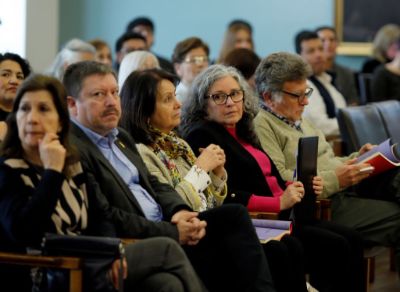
[181,64,258,135]
[47,38,96,80]
[255,52,311,101]
[118,51,160,89]
[372,24,400,62]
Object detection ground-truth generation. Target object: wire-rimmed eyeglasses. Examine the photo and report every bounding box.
[281,87,313,104]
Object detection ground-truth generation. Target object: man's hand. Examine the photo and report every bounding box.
[171,210,207,245]
[312,176,323,196]
[358,143,375,155]
[335,158,373,189]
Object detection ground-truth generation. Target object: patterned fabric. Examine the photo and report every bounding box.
[149,126,197,187]
[4,159,88,235]
[260,103,303,132]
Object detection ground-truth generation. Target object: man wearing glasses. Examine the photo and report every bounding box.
[172,37,210,104]
[295,30,347,137]
[254,52,400,274]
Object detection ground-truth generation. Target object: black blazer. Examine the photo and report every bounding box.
[70,123,190,240]
[184,121,288,212]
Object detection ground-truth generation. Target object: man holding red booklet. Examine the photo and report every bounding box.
[254,51,400,275]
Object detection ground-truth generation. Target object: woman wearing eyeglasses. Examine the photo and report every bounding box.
[172,37,210,104]
[181,64,365,292]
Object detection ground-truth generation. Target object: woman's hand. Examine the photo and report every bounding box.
[39,133,66,172]
[312,176,323,196]
[195,144,226,173]
[280,181,304,210]
[109,258,128,289]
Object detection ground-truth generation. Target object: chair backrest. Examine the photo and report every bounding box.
[372,100,400,144]
[337,105,389,154]
[357,73,374,105]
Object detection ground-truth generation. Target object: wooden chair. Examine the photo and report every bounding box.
[0,252,83,292]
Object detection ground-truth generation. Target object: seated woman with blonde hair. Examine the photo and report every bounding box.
[118,51,160,89]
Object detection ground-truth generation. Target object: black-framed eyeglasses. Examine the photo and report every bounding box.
[281,87,313,103]
[207,89,244,105]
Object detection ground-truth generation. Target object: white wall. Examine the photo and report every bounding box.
[26,0,59,73]
[0,0,26,56]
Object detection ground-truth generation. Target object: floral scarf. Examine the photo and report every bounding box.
[149,126,197,187]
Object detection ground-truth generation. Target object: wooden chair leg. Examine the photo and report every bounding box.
[364,257,371,292]
[69,269,82,292]
[390,247,396,271]
[369,256,375,283]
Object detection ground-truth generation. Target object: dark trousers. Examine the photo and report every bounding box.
[125,237,206,292]
[263,235,308,292]
[184,204,276,292]
[293,220,365,292]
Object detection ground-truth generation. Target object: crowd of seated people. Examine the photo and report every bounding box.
[1,17,400,292]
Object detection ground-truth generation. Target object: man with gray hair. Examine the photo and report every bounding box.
[254,51,400,273]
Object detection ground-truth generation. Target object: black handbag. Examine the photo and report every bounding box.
[41,233,125,292]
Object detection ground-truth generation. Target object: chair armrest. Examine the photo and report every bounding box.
[316,199,332,221]
[0,251,82,292]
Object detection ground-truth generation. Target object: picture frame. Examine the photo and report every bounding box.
[335,0,399,56]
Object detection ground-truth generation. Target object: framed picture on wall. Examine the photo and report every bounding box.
[335,0,400,56]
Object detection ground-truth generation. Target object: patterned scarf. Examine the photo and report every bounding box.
[149,126,197,187]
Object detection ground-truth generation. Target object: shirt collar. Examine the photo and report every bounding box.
[260,103,303,132]
[72,119,119,148]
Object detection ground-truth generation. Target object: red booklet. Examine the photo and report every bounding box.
[356,139,400,176]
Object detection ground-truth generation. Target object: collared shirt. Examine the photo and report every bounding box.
[73,120,163,222]
[260,102,303,132]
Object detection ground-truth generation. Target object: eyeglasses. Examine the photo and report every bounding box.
[281,87,313,104]
[183,55,209,65]
[207,89,244,105]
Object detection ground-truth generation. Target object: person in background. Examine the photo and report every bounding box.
[47,38,95,81]
[172,37,210,104]
[362,24,400,74]
[114,31,147,72]
[0,74,206,292]
[0,53,31,141]
[253,51,400,278]
[181,64,365,292]
[371,36,400,101]
[89,38,113,67]
[221,48,260,92]
[295,30,347,137]
[64,60,277,292]
[126,16,174,74]
[217,19,254,64]
[118,51,160,89]
[315,26,359,105]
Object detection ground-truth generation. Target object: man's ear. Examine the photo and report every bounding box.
[174,63,182,77]
[66,96,77,117]
[262,91,274,106]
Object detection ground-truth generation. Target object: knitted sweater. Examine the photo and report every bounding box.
[254,109,357,198]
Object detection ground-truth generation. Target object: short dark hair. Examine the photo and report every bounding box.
[1,74,78,171]
[172,37,210,64]
[119,69,177,145]
[315,26,336,35]
[63,61,116,99]
[115,31,147,53]
[126,17,154,33]
[222,48,260,79]
[294,30,319,54]
[0,52,32,78]
[228,19,252,33]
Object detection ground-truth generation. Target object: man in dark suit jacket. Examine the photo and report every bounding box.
[63,60,276,292]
